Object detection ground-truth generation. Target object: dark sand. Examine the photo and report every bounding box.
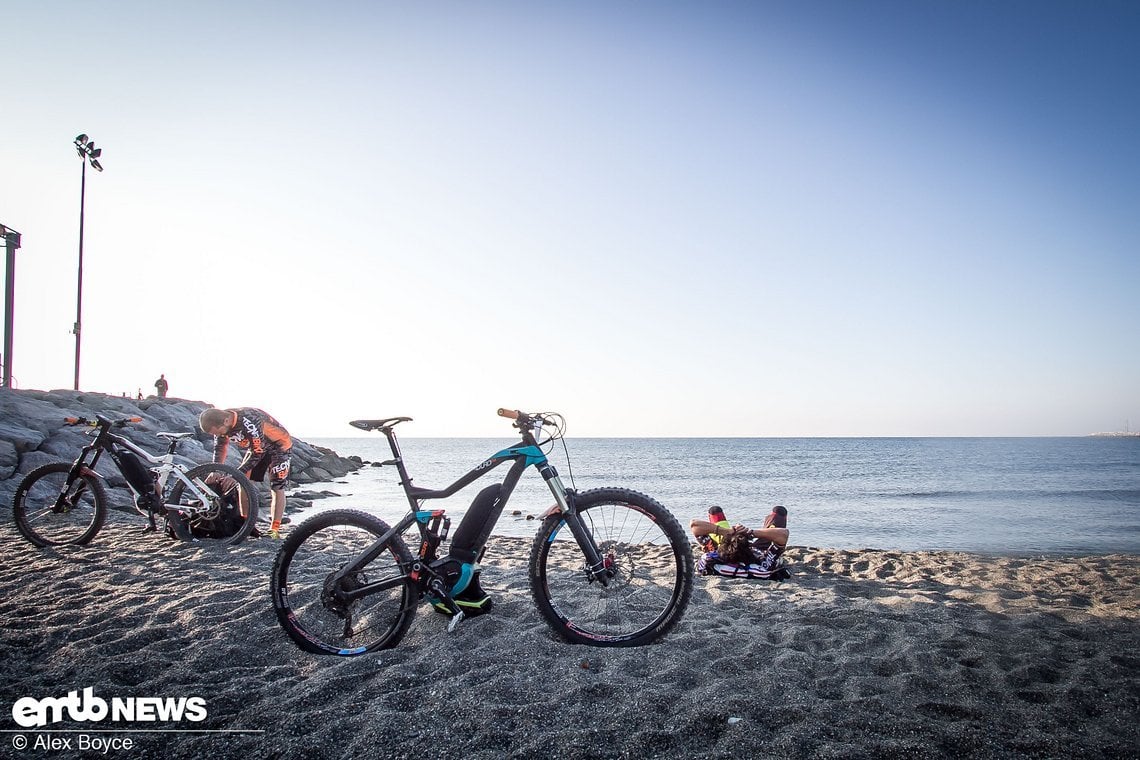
[1,511,1137,759]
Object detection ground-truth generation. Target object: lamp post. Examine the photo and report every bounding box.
[1,222,21,388]
[72,133,103,391]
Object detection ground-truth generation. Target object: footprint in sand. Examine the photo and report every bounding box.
[1006,663,1062,688]
[1015,689,1053,704]
[915,701,976,721]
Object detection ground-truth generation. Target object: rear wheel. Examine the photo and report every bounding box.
[12,462,107,547]
[529,488,694,647]
[271,509,417,655]
[165,463,258,545]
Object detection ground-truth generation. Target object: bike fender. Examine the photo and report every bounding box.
[541,503,562,518]
[79,466,103,480]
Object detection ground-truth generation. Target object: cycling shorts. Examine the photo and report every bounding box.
[241,449,291,491]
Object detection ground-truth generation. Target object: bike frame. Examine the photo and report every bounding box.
[333,418,612,604]
[62,419,220,512]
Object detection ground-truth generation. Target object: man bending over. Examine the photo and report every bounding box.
[199,407,292,539]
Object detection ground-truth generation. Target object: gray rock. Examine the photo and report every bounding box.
[0,439,16,480]
[305,467,332,482]
[289,490,341,501]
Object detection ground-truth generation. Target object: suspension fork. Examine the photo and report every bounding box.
[540,463,612,585]
[57,444,104,508]
[66,446,96,479]
[510,427,607,575]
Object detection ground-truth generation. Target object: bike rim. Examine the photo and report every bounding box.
[279,522,412,654]
[539,502,685,643]
[168,466,255,544]
[18,472,100,545]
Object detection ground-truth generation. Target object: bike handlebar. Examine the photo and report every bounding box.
[498,408,558,432]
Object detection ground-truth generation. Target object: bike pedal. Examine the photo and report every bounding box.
[427,579,464,619]
[447,610,466,633]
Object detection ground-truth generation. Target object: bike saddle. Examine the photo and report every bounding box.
[349,417,413,431]
[157,432,195,440]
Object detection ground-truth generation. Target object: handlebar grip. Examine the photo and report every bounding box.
[497,408,520,420]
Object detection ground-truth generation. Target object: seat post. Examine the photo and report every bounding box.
[382,426,416,491]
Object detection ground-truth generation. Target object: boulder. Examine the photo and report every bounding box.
[0,388,362,514]
[0,439,17,480]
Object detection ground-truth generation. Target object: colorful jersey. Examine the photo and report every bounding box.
[709,519,732,546]
[212,408,292,464]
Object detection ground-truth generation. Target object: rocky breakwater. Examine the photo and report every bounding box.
[0,388,361,515]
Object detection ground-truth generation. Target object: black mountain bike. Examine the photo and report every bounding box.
[12,415,258,547]
[271,409,694,654]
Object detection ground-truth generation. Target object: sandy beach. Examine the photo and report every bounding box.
[1,510,1137,759]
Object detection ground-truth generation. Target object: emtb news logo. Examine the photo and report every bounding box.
[12,687,208,728]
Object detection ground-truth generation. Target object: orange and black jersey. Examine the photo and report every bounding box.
[212,408,292,464]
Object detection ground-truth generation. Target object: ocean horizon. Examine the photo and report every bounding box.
[303,436,1140,556]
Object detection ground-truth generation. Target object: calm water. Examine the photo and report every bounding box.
[305,437,1140,555]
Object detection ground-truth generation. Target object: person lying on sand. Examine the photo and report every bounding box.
[690,505,790,580]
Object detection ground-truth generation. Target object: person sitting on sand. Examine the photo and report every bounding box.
[690,505,790,579]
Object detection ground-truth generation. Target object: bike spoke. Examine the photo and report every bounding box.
[531,491,693,647]
[13,464,106,546]
[272,512,416,655]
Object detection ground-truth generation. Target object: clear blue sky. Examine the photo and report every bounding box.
[2,1,1137,437]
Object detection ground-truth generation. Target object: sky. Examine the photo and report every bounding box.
[1,1,1137,437]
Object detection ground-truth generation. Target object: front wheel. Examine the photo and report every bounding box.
[271,509,417,656]
[12,462,108,547]
[165,464,258,545]
[529,488,694,647]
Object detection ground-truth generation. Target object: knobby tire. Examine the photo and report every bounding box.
[529,487,694,647]
[271,509,416,656]
[166,463,258,546]
[12,464,107,546]
[12,462,108,547]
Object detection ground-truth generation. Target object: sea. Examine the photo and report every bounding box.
[304,436,1140,556]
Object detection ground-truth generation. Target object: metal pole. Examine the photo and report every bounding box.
[2,226,20,389]
[74,159,86,391]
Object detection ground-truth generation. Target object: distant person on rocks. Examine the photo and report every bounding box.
[199,407,292,539]
[154,374,169,398]
[690,505,790,579]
